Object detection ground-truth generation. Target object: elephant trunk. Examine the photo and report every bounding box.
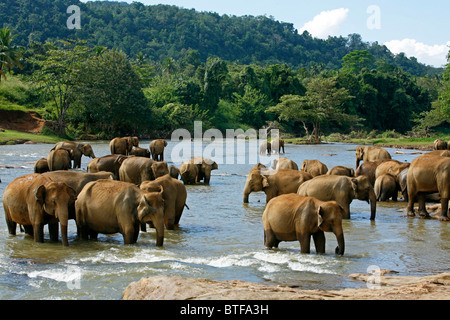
[243,184,251,203]
[356,158,360,169]
[334,230,345,256]
[61,223,69,247]
[57,207,70,247]
[155,222,164,247]
[369,188,377,220]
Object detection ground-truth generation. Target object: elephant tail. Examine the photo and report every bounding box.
[184,204,190,210]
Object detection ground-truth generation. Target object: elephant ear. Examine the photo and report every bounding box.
[67,186,77,204]
[163,140,168,147]
[261,176,269,188]
[317,206,325,228]
[35,185,46,204]
[351,178,359,194]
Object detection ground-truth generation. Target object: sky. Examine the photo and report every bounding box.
[82,0,450,67]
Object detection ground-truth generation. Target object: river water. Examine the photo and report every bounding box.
[0,140,448,300]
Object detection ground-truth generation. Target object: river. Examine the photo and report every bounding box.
[0,140,448,300]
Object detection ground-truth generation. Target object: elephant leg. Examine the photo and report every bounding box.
[23,225,33,236]
[33,222,45,243]
[439,198,449,221]
[122,226,138,244]
[77,223,90,240]
[4,207,17,235]
[165,206,176,230]
[418,193,429,217]
[312,230,326,254]
[264,229,279,249]
[140,223,147,232]
[89,231,99,240]
[407,188,416,216]
[48,220,59,242]
[342,205,351,219]
[297,232,311,254]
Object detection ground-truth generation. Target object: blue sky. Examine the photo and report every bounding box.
[81,0,450,67]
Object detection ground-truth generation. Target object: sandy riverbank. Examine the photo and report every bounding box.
[122,272,450,300]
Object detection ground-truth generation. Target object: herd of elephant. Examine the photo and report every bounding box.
[249,141,450,256]
[2,136,449,257]
[3,136,219,248]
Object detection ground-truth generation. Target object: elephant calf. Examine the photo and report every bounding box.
[263,194,345,255]
[298,175,376,220]
[301,160,328,177]
[75,179,165,245]
[374,174,398,201]
[140,174,187,230]
[243,168,312,203]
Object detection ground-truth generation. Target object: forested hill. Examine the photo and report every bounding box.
[0,0,442,76]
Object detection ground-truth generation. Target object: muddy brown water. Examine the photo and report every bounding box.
[0,140,448,299]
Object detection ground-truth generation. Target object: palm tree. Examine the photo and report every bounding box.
[0,27,23,82]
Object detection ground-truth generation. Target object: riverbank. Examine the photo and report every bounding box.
[122,272,450,300]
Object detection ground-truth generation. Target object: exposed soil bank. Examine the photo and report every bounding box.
[122,273,450,300]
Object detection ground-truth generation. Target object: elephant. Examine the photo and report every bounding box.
[169,165,180,180]
[355,146,391,168]
[259,141,271,155]
[149,139,168,161]
[152,161,170,179]
[297,175,377,220]
[3,173,77,246]
[374,174,398,201]
[422,150,450,157]
[270,139,285,154]
[271,157,298,170]
[179,163,199,185]
[110,136,139,156]
[140,174,187,230]
[43,170,114,222]
[355,160,385,186]
[398,168,440,203]
[406,155,450,221]
[129,147,150,158]
[262,194,345,255]
[300,160,328,177]
[119,157,156,185]
[34,158,49,174]
[243,168,312,203]
[184,157,218,184]
[398,168,409,201]
[47,148,72,171]
[75,179,165,245]
[327,166,354,177]
[375,160,410,180]
[53,141,96,169]
[434,139,448,150]
[87,154,130,180]
[43,171,114,195]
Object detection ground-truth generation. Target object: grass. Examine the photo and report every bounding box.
[0,129,62,145]
[285,134,450,150]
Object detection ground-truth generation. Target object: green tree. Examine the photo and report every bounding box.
[0,27,23,82]
[71,49,150,137]
[269,77,356,142]
[341,50,375,74]
[414,50,450,133]
[30,40,92,135]
[202,57,229,111]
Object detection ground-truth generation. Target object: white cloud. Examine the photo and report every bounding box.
[299,8,349,39]
[384,39,450,67]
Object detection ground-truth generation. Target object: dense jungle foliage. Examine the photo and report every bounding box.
[0,0,449,140]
